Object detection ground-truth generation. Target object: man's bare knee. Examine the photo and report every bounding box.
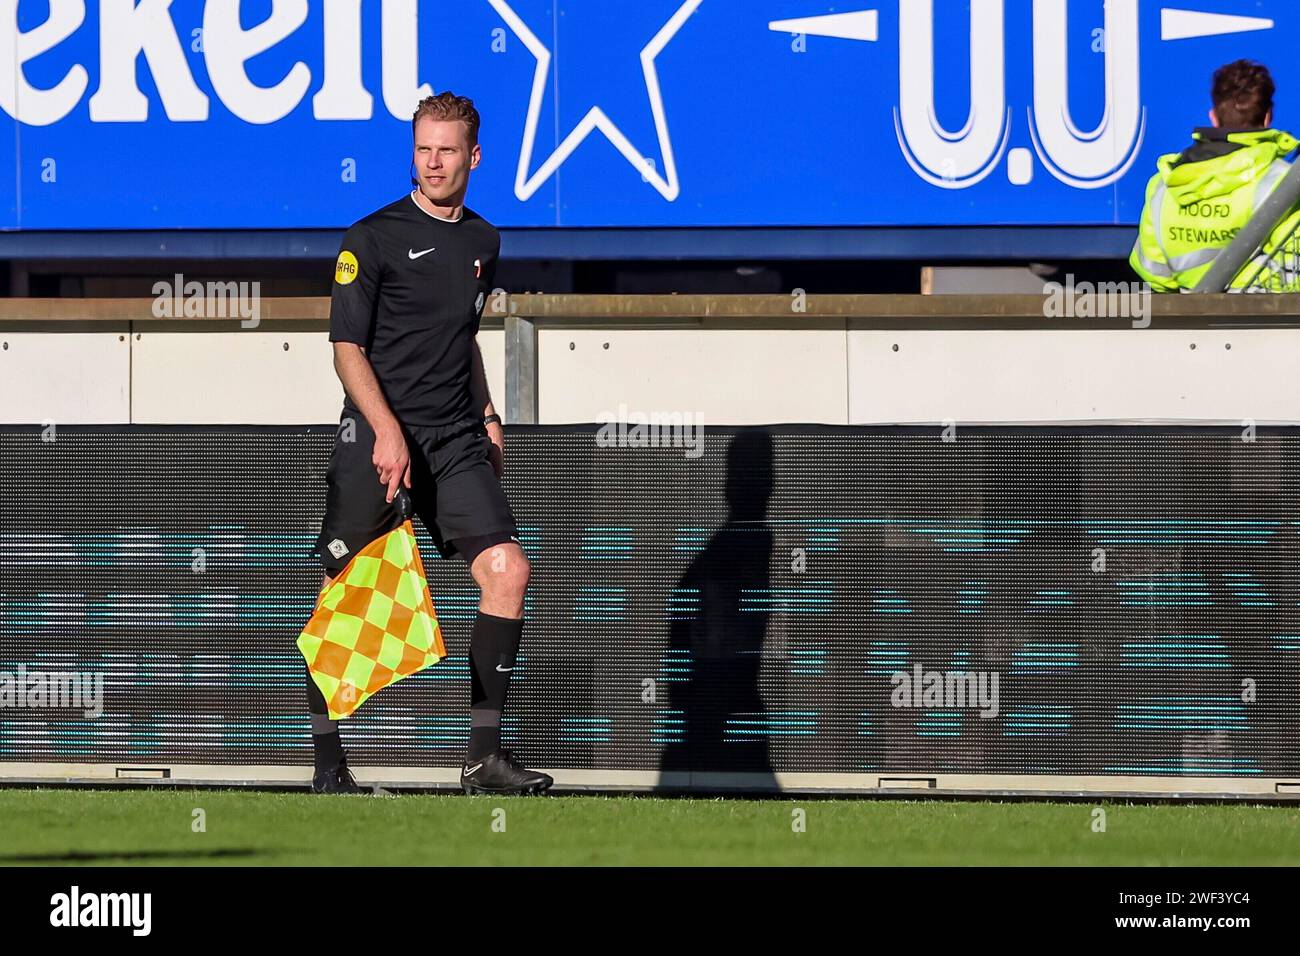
[472,547,530,609]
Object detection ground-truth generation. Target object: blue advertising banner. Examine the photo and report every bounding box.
[0,1,1293,230]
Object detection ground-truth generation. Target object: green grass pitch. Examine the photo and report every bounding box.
[2,789,1297,866]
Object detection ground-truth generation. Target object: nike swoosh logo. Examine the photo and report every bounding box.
[408,247,436,260]
[495,665,513,672]
[464,763,483,776]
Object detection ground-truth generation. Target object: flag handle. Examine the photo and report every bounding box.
[394,487,413,521]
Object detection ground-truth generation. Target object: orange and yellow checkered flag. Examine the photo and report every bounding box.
[298,518,446,719]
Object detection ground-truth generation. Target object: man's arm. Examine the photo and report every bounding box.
[329,225,409,503]
[333,343,410,502]
[471,338,505,478]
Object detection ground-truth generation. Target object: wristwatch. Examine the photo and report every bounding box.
[483,413,502,427]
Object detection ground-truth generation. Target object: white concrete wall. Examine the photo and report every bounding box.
[0,333,131,423]
[847,329,1300,423]
[538,326,849,424]
[132,332,342,424]
[1,329,506,425]
[131,329,506,424]
[2,325,1297,425]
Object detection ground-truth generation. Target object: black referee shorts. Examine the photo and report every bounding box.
[310,406,519,575]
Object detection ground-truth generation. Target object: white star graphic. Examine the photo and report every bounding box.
[487,0,702,202]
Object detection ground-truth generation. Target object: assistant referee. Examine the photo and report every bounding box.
[305,92,551,796]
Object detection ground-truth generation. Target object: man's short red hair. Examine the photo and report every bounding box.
[412,92,481,146]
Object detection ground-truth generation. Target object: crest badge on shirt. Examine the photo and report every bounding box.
[335,251,358,285]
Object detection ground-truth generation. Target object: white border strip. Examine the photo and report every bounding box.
[3,763,1296,798]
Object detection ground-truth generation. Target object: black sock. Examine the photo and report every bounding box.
[467,611,523,761]
[306,664,343,771]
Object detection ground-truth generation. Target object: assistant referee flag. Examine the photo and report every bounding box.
[298,517,447,719]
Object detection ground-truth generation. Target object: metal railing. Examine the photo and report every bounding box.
[1193,158,1300,293]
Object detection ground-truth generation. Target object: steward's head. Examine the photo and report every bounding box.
[1210,60,1274,129]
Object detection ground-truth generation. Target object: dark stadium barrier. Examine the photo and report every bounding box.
[1,423,1297,796]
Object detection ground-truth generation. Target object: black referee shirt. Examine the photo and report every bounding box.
[329,192,499,426]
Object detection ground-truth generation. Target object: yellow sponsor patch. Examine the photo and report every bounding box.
[335,250,359,285]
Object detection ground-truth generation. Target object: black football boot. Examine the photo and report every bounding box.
[312,752,367,794]
[460,748,554,795]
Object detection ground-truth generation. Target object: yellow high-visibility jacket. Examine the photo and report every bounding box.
[1130,127,1300,292]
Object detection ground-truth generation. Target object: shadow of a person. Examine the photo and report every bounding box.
[658,431,778,792]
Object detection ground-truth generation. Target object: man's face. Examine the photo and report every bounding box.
[413,117,480,204]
